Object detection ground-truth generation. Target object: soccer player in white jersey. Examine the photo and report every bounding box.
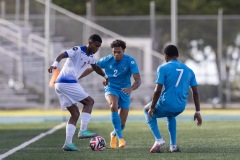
[143,44,202,153]
[80,39,141,149]
[48,34,108,151]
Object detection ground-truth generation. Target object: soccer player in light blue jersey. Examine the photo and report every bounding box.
[81,39,141,149]
[99,39,141,149]
[144,44,202,153]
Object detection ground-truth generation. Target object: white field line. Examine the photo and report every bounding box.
[0,122,66,160]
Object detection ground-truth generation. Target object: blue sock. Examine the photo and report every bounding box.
[111,112,122,138]
[167,116,176,145]
[143,108,162,140]
[111,125,125,136]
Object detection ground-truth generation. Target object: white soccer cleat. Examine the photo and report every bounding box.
[169,146,180,153]
[150,139,165,153]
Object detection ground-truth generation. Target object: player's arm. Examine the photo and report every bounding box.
[48,52,68,73]
[91,64,108,85]
[79,67,94,79]
[191,86,202,126]
[148,84,163,117]
[122,73,141,94]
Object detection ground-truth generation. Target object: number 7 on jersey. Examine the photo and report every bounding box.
[175,69,184,87]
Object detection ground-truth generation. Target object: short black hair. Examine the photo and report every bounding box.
[163,44,179,57]
[111,39,126,50]
[89,34,102,43]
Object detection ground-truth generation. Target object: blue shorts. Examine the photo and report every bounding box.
[147,101,183,118]
[105,88,130,110]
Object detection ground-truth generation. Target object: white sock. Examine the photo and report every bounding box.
[156,138,164,142]
[170,145,177,149]
[80,112,91,131]
[66,123,76,144]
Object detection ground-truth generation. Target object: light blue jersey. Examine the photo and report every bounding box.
[97,54,139,90]
[97,54,139,109]
[156,59,198,112]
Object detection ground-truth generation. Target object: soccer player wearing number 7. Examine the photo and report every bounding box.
[48,34,108,151]
[143,44,202,153]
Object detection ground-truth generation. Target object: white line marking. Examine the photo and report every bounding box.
[0,122,66,160]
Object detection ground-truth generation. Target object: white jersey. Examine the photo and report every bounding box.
[55,46,96,83]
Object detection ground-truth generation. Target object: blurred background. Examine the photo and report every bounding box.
[0,0,240,110]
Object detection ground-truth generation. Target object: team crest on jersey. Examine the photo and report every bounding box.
[131,61,135,64]
[109,65,112,69]
[73,47,78,51]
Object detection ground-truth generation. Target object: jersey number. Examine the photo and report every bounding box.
[81,62,86,68]
[175,69,184,87]
[113,70,118,77]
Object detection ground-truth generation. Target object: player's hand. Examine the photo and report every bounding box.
[194,113,202,126]
[121,88,132,94]
[48,66,56,73]
[103,78,108,86]
[148,108,155,118]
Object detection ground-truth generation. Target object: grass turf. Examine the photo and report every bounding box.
[1,121,240,160]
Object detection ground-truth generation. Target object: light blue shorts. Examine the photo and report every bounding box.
[105,88,130,110]
[147,101,183,118]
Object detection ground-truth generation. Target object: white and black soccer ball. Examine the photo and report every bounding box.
[89,136,106,151]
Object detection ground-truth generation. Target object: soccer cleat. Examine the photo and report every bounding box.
[62,142,79,151]
[169,146,180,153]
[78,130,98,139]
[150,139,166,153]
[110,132,117,149]
[119,138,126,149]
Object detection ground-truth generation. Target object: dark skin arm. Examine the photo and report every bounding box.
[91,64,109,85]
[48,52,67,73]
[122,73,141,94]
[148,84,163,117]
[79,65,108,85]
[191,86,202,126]
[79,67,94,79]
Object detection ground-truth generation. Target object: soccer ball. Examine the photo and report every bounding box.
[89,136,106,151]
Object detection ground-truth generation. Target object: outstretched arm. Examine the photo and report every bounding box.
[91,64,108,85]
[48,52,67,73]
[191,86,202,126]
[91,64,106,77]
[79,67,94,79]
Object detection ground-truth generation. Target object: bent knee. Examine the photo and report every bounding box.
[72,111,80,120]
[81,96,94,106]
[110,104,118,112]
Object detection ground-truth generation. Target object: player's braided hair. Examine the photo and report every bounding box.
[89,34,102,43]
[111,39,126,50]
[163,44,179,57]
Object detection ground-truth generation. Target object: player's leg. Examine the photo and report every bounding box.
[110,92,129,134]
[167,112,182,152]
[106,94,123,148]
[55,83,79,151]
[78,96,97,139]
[115,91,130,149]
[143,102,165,153]
[62,104,80,151]
[117,108,128,149]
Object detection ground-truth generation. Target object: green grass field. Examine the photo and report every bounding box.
[1,121,240,160]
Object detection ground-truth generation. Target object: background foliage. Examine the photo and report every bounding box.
[52,0,240,16]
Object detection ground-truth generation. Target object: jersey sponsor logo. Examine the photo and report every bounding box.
[73,47,78,51]
[131,61,135,64]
